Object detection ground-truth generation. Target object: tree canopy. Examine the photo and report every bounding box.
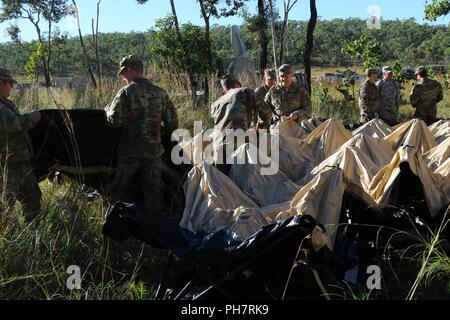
[0,18,448,79]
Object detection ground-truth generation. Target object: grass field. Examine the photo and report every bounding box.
[0,68,449,300]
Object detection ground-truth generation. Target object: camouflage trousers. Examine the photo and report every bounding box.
[110,155,163,216]
[0,161,41,222]
[379,103,400,126]
[414,107,437,126]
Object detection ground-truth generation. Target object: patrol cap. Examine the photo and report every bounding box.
[382,66,393,73]
[118,55,144,76]
[0,66,17,84]
[264,69,276,80]
[415,66,427,76]
[220,73,240,89]
[365,68,378,76]
[279,64,293,76]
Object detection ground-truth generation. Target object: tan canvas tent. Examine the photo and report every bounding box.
[385,119,437,154]
[178,117,450,249]
[429,120,450,144]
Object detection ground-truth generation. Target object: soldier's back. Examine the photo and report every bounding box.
[0,99,33,163]
[420,79,442,102]
[120,78,167,157]
[255,84,269,103]
[211,88,253,131]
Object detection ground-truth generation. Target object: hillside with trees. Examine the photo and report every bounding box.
[0,18,448,80]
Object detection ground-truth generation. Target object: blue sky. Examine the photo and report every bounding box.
[0,0,449,43]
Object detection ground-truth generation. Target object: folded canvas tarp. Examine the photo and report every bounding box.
[352,118,394,139]
[429,119,450,144]
[300,133,394,196]
[180,161,360,248]
[369,145,449,217]
[29,111,449,254]
[425,136,450,172]
[435,157,450,195]
[303,119,353,164]
[178,117,449,252]
[385,119,437,155]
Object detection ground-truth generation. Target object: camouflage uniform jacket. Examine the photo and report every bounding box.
[254,84,271,104]
[264,80,312,121]
[410,78,443,118]
[376,79,400,124]
[105,78,179,159]
[211,87,272,132]
[254,84,274,126]
[0,98,38,163]
[359,79,379,121]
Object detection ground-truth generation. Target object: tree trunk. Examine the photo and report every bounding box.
[268,0,278,71]
[199,0,211,104]
[257,0,269,75]
[46,18,52,87]
[95,0,102,85]
[170,0,181,36]
[303,0,317,94]
[72,0,97,88]
[189,73,198,108]
[279,20,286,65]
[35,24,51,87]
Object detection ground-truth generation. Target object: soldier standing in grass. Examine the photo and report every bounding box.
[105,55,178,215]
[410,66,443,126]
[264,64,312,123]
[359,68,380,123]
[377,66,401,126]
[0,67,42,222]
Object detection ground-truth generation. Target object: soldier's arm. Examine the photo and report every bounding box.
[291,89,312,121]
[105,88,129,128]
[264,89,275,113]
[161,92,179,136]
[395,82,401,107]
[0,106,40,134]
[376,80,383,94]
[360,84,369,112]
[253,88,264,125]
[248,89,272,129]
[410,85,420,108]
[437,83,444,103]
[375,81,382,109]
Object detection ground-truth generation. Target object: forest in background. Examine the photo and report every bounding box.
[0,18,449,79]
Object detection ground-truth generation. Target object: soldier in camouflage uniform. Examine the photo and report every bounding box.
[254,69,277,104]
[377,66,401,126]
[105,55,178,215]
[264,64,312,123]
[210,74,273,173]
[359,68,380,123]
[211,73,273,132]
[410,66,443,126]
[0,67,42,222]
